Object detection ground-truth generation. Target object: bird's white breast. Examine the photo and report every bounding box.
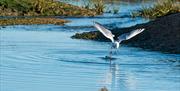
[114,41,119,49]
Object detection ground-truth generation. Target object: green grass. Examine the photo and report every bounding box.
[0,0,98,16]
[132,0,180,19]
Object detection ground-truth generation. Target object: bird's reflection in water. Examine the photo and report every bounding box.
[110,62,120,91]
[101,60,138,91]
[100,61,120,91]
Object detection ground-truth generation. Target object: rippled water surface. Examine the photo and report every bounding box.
[1,1,180,91]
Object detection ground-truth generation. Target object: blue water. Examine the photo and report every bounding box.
[0,1,180,91]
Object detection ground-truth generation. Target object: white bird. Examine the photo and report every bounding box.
[93,22,145,58]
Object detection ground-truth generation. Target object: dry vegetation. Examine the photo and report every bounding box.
[133,0,180,18]
[0,0,98,16]
[0,18,69,26]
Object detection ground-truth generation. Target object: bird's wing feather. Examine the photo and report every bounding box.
[94,22,114,42]
[118,28,145,43]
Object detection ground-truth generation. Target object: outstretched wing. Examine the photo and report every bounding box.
[94,22,115,42]
[118,28,145,43]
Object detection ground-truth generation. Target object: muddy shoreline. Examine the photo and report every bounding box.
[0,17,69,26]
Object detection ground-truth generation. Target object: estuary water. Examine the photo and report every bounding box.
[0,1,180,91]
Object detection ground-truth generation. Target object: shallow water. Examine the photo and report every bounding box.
[1,1,180,91]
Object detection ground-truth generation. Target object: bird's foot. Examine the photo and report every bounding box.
[105,56,112,59]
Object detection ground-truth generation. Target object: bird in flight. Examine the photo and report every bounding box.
[93,21,145,59]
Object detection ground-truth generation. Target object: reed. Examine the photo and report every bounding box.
[132,0,180,18]
[93,0,105,14]
[82,0,105,14]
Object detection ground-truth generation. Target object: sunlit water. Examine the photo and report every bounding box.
[0,1,180,91]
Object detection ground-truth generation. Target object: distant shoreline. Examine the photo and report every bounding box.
[72,13,180,54]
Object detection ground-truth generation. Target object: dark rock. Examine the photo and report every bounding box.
[72,13,180,54]
[99,87,108,91]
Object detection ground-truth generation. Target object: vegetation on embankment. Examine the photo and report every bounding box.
[0,17,69,26]
[72,13,180,54]
[0,0,105,26]
[132,0,180,19]
[0,0,98,16]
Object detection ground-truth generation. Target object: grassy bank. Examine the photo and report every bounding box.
[133,0,180,18]
[0,0,98,16]
[0,17,69,26]
[72,13,180,54]
[0,0,102,26]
